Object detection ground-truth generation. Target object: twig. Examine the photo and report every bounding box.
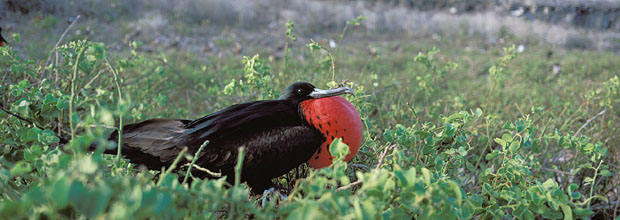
[348,164,370,171]
[144,76,168,95]
[375,144,395,169]
[538,167,575,176]
[574,109,606,137]
[83,69,104,89]
[121,68,154,86]
[337,179,362,192]
[87,124,116,129]
[0,106,36,125]
[42,15,80,78]
[181,163,221,178]
[0,106,71,144]
[183,140,209,184]
[337,144,395,191]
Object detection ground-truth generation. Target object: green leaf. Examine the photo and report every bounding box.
[43,94,58,104]
[10,161,32,176]
[447,112,464,122]
[74,156,98,174]
[85,185,112,218]
[474,108,483,117]
[383,130,394,142]
[69,181,87,207]
[501,133,512,141]
[494,138,506,147]
[457,147,468,156]
[508,141,520,151]
[69,181,112,218]
[329,138,350,160]
[50,177,71,208]
[485,150,501,160]
[38,129,60,145]
[306,39,322,53]
[56,98,67,109]
[559,203,572,220]
[513,203,534,219]
[394,168,416,188]
[573,207,594,217]
[16,99,31,116]
[542,179,556,189]
[599,169,611,177]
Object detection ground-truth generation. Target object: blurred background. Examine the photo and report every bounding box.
[1,0,619,59]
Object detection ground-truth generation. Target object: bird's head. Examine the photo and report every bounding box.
[279,82,355,104]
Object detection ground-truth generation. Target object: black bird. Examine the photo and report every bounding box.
[101,82,363,192]
[0,27,7,47]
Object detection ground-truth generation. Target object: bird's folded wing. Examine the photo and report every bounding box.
[181,100,301,144]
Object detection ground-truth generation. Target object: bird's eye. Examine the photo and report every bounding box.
[297,88,304,94]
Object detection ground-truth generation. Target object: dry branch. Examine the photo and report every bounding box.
[574,109,606,137]
[337,144,395,191]
[42,15,81,79]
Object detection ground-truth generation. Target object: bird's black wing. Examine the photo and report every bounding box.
[180,100,302,147]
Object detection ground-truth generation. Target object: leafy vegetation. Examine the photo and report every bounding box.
[1,15,619,219]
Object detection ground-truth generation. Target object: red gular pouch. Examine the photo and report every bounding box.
[300,96,363,169]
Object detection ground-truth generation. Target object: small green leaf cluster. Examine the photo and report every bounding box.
[224,55,275,100]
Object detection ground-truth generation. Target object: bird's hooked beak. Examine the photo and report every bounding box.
[309,86,355,98]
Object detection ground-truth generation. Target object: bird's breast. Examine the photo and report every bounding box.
[300,96,363,169]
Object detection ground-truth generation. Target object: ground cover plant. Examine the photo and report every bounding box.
[1,5,620,219]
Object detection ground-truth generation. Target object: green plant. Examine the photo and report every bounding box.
[1,13,618,219]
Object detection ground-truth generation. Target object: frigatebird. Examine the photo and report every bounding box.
[101,82,363,192]
[0,27,7,47]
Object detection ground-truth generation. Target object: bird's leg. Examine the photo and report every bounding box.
[260,187,288,207]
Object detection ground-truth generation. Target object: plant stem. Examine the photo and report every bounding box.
[329,53,336,83]
[234,147,245,186]
[105,55,124,164]
[69,44,86,141]
[335,23,349,60]
[282,35,290,78]
[588,159,603,209]
[157,147,188,186]
[473,117,492,173]
[183,140,209,184]
[484,78,496,114]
